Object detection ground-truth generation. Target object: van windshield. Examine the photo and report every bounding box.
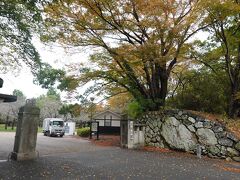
[52,121,64,126]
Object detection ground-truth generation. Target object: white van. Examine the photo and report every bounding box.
[43,118,65,137]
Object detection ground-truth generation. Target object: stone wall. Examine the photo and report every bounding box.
[138,110,240,162]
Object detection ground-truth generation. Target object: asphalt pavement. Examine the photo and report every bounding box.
[0,132,240,180]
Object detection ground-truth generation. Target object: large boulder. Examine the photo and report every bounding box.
[161,117,197,151]
[196,128,217,146]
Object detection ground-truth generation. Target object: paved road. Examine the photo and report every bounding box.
[0,132,101,159]
[0,132,240,179]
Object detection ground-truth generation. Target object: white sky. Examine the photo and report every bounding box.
[0,38,90,100]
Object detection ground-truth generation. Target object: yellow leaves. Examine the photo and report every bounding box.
[107,92,132,111]
[43,0,208,95]
[234,92,240,101]
[205,0,240,22]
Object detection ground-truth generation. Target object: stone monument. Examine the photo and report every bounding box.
[11,99,40,161]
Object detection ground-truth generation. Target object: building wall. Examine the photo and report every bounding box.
[94,111,121,127]
[112,120,120,127]
[94,111,120,120]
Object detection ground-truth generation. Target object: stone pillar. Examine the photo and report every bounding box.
[11,99,40,161]
[127,121,135,149]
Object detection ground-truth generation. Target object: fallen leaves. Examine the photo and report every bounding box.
[90,135,120,147]
[143,146,172,153]
[214,163,240,173]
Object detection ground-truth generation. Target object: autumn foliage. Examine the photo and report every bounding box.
[42,0,206,111]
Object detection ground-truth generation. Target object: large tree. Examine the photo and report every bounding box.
[202,0,240,118]
[36,88,62,120]
[41,0,207,111]
[0,0,42,72]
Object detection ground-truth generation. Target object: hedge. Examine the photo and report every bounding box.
[77,127,90,137]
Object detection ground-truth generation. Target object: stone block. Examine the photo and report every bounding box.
[181,115,188,120]
[174,115,181,120]
[196,117,205,122]
[149,142,155,147]
[212,126,224,133]
[157,121,162,128]
[220,146,227,156]
[218,138,233,147]
[208,146,220,156]
[215,132,227,139]
[226,147,239,157]
[148,123,154,130]
[153,121,158,128]
[196,128,217,146]
[150,129,154,135]
[145,137,151,143]
[156,136,161,142]
[226,133,238,142]
[154,127,159,133]
[194,122,203,128]
[178,111,183,116]
[156,117,162,122]
[210,121,216,126]
[232,157,240,162]
[145,126,150,133]
[235,142,240,151]
[151,137,157,143]
[226,157,233,162]
[203,121,212,129]
[188,117,196,124]
[208,153,218,158]
[187,125,196,133]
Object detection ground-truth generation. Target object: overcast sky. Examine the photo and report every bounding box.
[0,38,89,99]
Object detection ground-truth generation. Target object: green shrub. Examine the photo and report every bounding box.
[77,127,90,137]
[127,101,144,119]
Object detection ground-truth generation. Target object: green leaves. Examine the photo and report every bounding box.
[167,69,229,114]
[34,63,65,89]
[59,103,81,118]
[0,0,43,72]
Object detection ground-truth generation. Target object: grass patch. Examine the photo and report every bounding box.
[0,124,16,132]
[0,124,43,133]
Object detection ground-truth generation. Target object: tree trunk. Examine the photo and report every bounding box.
[228,85,239,118]
[5,115,9,130]
[12,119,15,130]
[159,69,168,107]
[142,68,168,111]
